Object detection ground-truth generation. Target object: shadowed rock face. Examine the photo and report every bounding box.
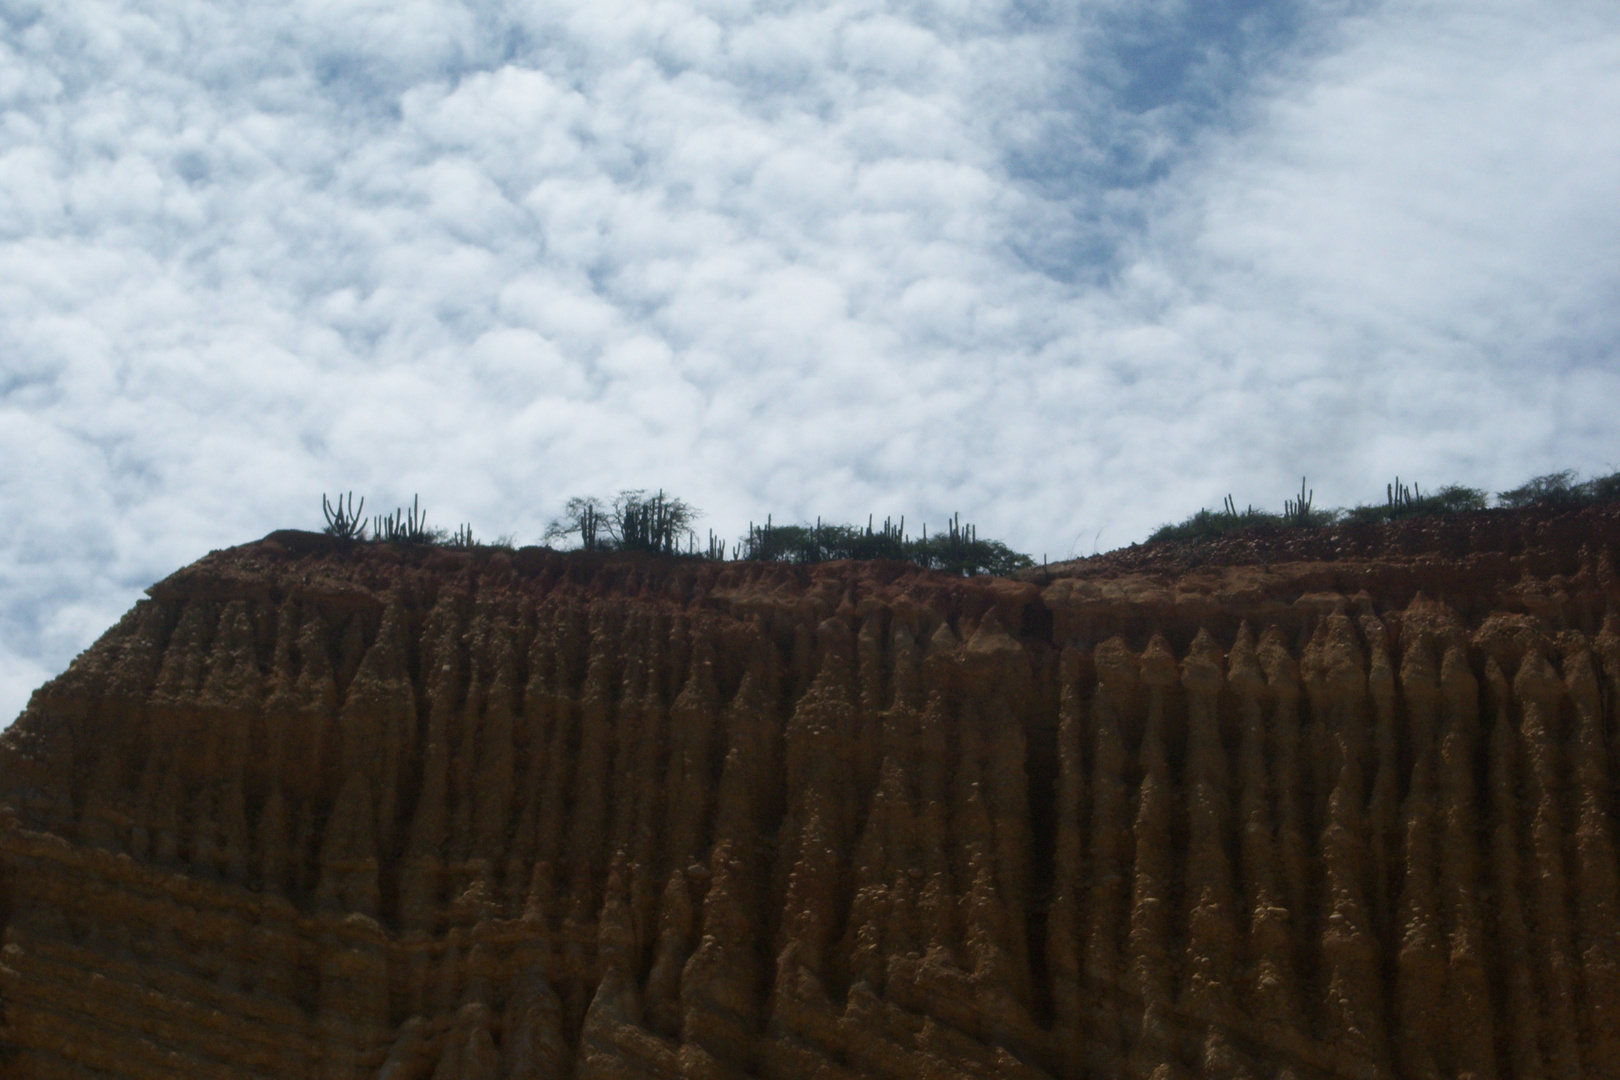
[3,515,1620,1080]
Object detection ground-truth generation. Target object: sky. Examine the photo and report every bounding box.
[3,0,1619,722]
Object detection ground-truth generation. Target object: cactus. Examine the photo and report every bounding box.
[544,497,606,551]
[615,490,697,554]
[322,492,367,540]
[1388,477,1416,510]
[1283,477,1314,527]
[545,491,697,554]
[373,495,440,544]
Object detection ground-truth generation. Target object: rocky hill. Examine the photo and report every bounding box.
[3,506,1620,1079]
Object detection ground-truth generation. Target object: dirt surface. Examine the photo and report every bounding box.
[1,508,1618,1079]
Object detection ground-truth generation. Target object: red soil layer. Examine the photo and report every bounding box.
[0,506,1617,1079]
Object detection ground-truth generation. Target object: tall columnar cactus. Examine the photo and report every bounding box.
[1283,477,1314,527]
[1388,477,1417,510]
[373,495,438,544]
[321,492,367,540]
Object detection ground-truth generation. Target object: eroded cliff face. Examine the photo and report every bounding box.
[3,512,1620,1080]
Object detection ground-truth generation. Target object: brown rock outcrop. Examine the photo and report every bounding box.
[3,505,1620,1079]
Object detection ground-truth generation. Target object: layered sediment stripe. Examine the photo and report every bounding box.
[1,536,1619,1079]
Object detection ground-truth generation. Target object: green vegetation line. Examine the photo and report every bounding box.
[315,467,1619,576]
[1148,469,1620,544]
[320,488,1034,578]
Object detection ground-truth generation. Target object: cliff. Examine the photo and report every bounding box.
[3,505,1620,1080]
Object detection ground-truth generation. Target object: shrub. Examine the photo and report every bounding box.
[1343,479,1487,525]
[544,490,698,555]
[1147,467,1620,549]
[545,497,611,551]
[1149,492,1291,543]
[912,514,1035,577]
[735,512,1032,577]
[1589,471,1620,503]
[737,516,910,564]
[1495,469,1620,509]
[1497,470,1578,508]
[615,490,698,555]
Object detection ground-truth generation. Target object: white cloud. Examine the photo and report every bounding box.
[3,0,1620,721]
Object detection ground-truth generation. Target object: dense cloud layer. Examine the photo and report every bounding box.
[3,0,1618,721]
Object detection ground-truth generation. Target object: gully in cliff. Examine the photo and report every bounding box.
[3,503,1620,1079]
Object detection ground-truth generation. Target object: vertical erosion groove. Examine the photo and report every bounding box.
[1,547,1619,1080]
